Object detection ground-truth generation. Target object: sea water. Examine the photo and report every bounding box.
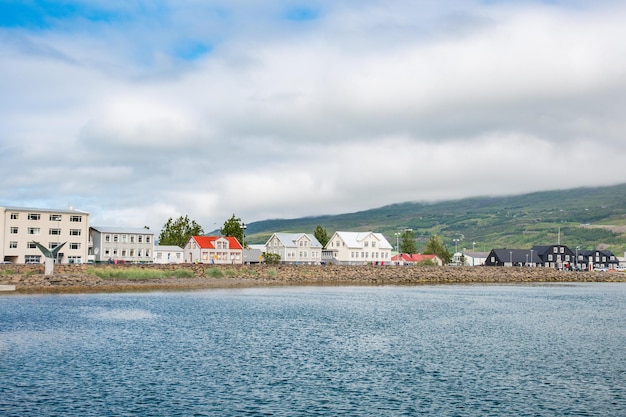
[1,283,625,416]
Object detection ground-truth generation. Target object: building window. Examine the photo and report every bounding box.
[113,235,119,242]
[560,247,564,253]
[27,227,40,235]
[10,213,18,220]
[138,249,143,257]
[146,249,150,257]
[48,242,60,249]
[372,242,376,248]
[49,214,62,221]
[121,249,127,257]
[25,255,41,263]
[70,243,81,250]
[130,249,135,257]
[112,249,118,256]
[138,235,143,243]
[105,248,110,256]
[70,229,81,236]
[49,228,61,235]
[9,241,17,248]
[10,227,18,234]
[122,235,127,243]
[28,213,41,220]
[27,242,37,249]
[68,256,81,264]
[146,236,151,243]
[70,215,82,222]
[548,254,553,261]
[157,252,163,260]
[130,235,135,243]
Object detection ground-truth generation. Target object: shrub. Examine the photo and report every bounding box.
[205,268,225,278]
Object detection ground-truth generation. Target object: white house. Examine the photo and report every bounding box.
[184,235,243,264]
[264,233,323,264]
[90,226,154,263]
[323,231,393,265]
[153,245,184,264]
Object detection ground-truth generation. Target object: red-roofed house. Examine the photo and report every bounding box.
[390,253,443,266]
[184,236,243,264]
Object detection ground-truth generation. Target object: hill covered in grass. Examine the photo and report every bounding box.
[243,183,626,254]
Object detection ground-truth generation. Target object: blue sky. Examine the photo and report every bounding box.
[1,0,626,232]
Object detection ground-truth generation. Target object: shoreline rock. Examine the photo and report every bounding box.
[2,264,625,294]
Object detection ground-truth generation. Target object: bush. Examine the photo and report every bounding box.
[171,269,195,278]
[205,268,225,278]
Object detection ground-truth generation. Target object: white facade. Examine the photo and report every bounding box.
[184,236,243,264]
[0,206,90,264]
[264,233,323,264]
[324,231,393,265]
[90,226,154,263]
[153,245,184,264]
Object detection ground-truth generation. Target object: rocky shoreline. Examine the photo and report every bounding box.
[1,264,625,294]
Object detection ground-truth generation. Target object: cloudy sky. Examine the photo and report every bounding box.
[1,0,625,232]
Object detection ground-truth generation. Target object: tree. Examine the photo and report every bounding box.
[400,229,417,254]
[313,225,330,247]
[158,215,204,248]
[423,235,452,264]
[263,252,281,264]
[220,214,246,247]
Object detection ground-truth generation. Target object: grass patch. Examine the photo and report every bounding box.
[90,267,169,280]
[171,269,195,278]
[0,269,16,276]
[205,268,225,278]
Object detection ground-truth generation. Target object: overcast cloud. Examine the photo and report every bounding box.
[1,0,625,232]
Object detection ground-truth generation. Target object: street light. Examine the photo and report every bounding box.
[394,232,401,255]
[576,246,580,269]
[530,249,534,267]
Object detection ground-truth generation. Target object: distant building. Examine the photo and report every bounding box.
[390,253,443,266]
[184,235,243,264]
[323,231,392,265]
[90,226,154,264]
[153,245,184,264]
[460,251,489,266]
[0,205,90,264]
[576,249,620,271]
[264,233,323,264]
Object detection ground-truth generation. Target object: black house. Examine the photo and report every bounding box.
[530,245,575,269]
[485,249,539,267]
[576,249,620,271]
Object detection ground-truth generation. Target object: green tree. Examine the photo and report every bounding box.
[400,229,417,254]
[158,215,204,248]
[220,214,246,247]
[423,235,452,264]
[313,225,330,247]
[263,252,281,264]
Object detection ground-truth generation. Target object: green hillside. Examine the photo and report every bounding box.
[243,183,626,254]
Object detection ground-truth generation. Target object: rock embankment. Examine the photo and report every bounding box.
[1,264,624,293]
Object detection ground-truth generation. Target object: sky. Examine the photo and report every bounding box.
[1,0,626,233]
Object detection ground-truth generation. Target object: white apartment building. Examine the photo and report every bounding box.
[264,233,323,264]
[90,226,154,264]
[0,206,90,264]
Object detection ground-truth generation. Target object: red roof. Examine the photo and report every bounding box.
[192,236,242,250]
[390,253,438,262]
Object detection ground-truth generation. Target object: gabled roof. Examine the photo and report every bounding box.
[333,231,393,249]
[489,249,539,264]
[191,235,242,250]
[268,233,322,248]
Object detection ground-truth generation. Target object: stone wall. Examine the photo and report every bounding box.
[1,263,625,292]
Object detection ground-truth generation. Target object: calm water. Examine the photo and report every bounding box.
[1,284,625,416]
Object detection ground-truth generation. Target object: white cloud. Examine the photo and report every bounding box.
[1,1,626,232]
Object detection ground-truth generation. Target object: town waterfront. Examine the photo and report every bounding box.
[1,284,625,416]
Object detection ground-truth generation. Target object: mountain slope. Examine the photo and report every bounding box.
[244,183,626,254]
